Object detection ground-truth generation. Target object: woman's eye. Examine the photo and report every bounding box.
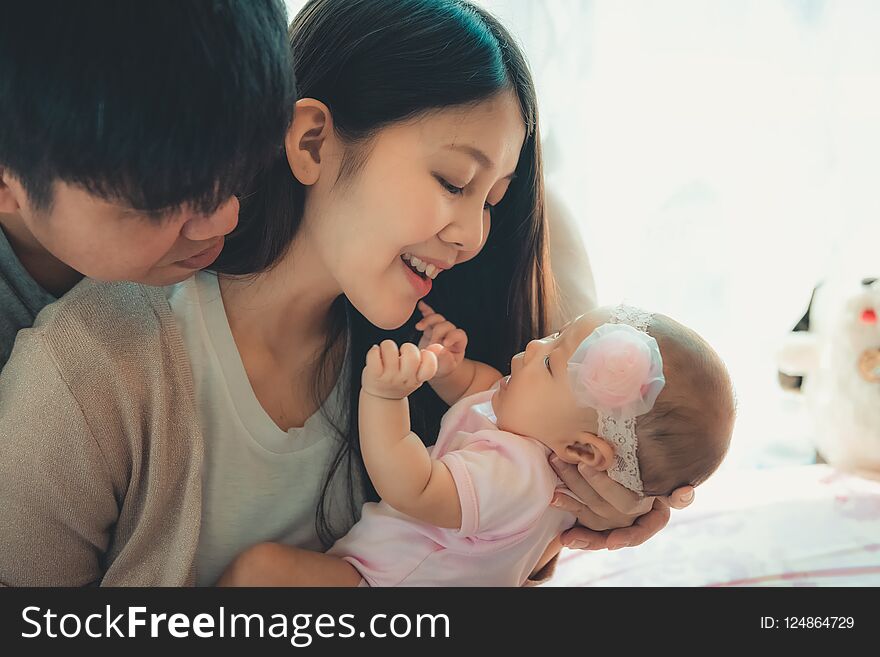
[436,176,464,196]
[544,354,552,374]
[484,201,495,213]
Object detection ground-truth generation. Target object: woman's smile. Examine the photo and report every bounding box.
[400,254,434,297]
[401,252,446,280]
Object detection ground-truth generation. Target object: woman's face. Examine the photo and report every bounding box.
[303,90,526,329]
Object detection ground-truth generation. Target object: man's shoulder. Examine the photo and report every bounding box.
[25,279,180,380]
[37,278,164,329]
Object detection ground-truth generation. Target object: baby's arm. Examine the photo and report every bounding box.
[416,301,502,406]
[217,543,362,587]
[359,340,462,529]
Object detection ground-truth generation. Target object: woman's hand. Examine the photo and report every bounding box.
[549,456,695,550]
[415,301,467,379]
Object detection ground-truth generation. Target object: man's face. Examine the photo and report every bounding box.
[4,176,239,286]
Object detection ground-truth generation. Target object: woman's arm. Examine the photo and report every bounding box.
[358,340,462,529]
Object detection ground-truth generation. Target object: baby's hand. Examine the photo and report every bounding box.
[415,301,468,379]
[362,340,439,400]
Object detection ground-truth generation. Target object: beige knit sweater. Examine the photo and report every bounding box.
[0,280,203,586]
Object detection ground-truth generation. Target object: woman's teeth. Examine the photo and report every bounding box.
[402,253,440,280]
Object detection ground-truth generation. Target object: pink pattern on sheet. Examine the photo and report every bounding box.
[547,465,880,587]
[709,565,880,587]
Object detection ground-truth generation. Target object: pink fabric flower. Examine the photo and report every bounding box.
[567,323,665,418]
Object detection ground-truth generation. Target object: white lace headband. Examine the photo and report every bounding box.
[566,304,666,495]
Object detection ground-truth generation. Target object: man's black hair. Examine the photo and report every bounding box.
[0,0,296,215]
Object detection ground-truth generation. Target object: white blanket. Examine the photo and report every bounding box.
[548,464,880,587]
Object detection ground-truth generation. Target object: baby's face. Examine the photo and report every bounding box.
[491,309,607,458]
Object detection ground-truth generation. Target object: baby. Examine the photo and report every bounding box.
[219,302,736,587]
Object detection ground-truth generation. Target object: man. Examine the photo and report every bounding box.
[0,0,295,366]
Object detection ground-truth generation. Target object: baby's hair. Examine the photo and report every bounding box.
[634,315,736,497]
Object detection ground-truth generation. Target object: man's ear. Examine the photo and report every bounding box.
[0,168,23,213]
[285,98,333,186]
[562,432,616,471]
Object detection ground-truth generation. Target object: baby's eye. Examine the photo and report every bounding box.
[544,354,552,374]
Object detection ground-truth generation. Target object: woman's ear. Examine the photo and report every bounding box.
[285,98,333,186]
[0,168,23,213]
[562,432,616,471]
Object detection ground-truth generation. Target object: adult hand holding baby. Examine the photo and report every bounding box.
[549,459,695,550]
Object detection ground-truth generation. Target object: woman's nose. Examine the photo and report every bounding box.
[439,204,487,252]
[181,196,240,242]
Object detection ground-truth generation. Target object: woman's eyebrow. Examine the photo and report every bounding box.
[443,144,517,181]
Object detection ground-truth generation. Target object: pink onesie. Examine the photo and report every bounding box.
[328,387,576,586]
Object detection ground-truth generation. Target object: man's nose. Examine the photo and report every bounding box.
[181,196,240,241]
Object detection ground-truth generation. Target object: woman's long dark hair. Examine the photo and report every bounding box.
[213,0,554,545]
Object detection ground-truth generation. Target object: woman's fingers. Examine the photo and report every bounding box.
[603,497,671,549]
[550,492,618,531]
[572,463,654,516]
[556,498,670,551]
[558,525,610,551]
[550,458,630,520]
[666,485,695,510]
[548,456,685,551]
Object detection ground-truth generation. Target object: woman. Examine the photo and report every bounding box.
[0,0,692,586]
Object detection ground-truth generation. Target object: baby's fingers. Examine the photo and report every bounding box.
[378,340,401,378]
[416,349,439,382]
[415,312,446,332]
[398,342,422,379]
[363,344,384,380]
[442,328,468,353]
[424,320,458,345]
